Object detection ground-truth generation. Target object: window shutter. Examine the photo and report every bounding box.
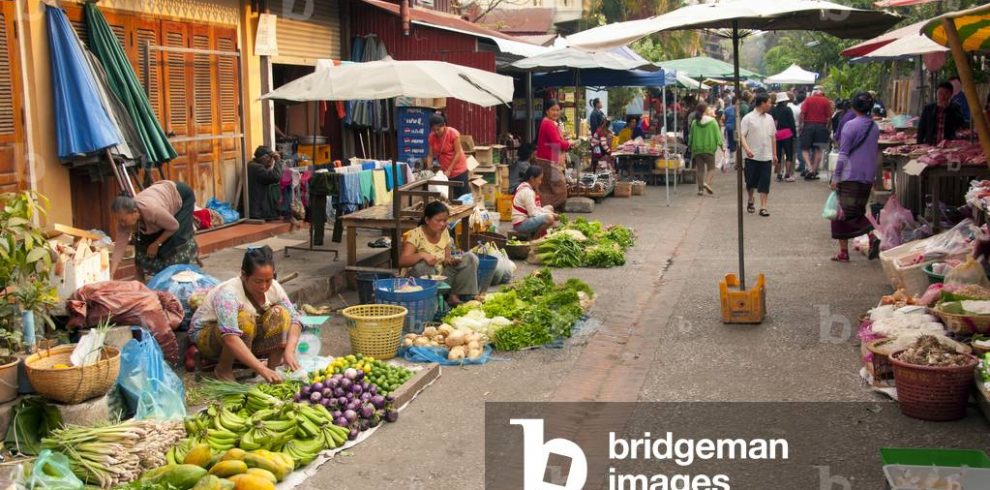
[0,1,23,192]
[134,23,162,119]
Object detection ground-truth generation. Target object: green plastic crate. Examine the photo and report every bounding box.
[880,448,990,468]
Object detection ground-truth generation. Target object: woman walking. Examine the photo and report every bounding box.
[687,102,723,195]
[830,92,882,262]
[770,92,797,182]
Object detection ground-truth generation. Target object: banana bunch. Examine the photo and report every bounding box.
[166,438,195,465]
[213,405,248,434]
[206,426,239,453]
[282,438,324,467]
[221,394,246,412]
[295,404,348,450]
[244,387,282,412]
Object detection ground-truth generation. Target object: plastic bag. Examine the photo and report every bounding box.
[400,345,493,365]
[116,329,186,420]
[206,197,240,224]
[147,265,220,330]
[867,195,916,251]
[428,171,449,196]
[945,257,990,288]
[70,329,107,367]
[822,191,842,221]
[28,450,84,490]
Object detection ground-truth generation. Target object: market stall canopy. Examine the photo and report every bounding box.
[922,3,990,51]
[856,32,947,59]
[566,0,901,51]
[261,57,514,107]
[875,0,938,7]
[764,64,818,84]
[46,5,120,159]
[532,67,673,87]
[658,56,759,80]
[508,46,659,72]
[675,72,708,89]
[841,20,933,58]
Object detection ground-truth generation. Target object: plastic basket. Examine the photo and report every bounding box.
[891,259,935,297]
[341,304,407,360]
[374,278,439,335]
[476,254,499,293]
[923,263,945,285]
[25,345,120,404]
[889,350,979,421]
[356,272,396,305]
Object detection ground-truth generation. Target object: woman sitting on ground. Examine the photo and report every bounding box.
[512,166,558,238]
[189,246,302,382]
[399,201,479,306]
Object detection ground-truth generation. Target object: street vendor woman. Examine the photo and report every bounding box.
[512,165,557,238]
[536,99,576,166]
[189,246,302,382]
[426,114,470,197]
[110,179,198,280]
[399,201,479,306]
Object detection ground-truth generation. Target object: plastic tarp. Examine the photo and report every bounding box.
[532,68,674,88]
[45,5,119,159]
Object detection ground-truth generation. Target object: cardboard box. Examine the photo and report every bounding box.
[474,146,493,165]
[497,164,510,193]
[460,135,476,154]
[469,177,488,208]
[490,144,506,165]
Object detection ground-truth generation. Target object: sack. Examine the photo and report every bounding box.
[822,191,843,221]
[400,345,493,365]
[945,257,990,288]
[116,330,187,420]
[29,450,84,490]
[206,198,240,224]
[775,128,794,141]
[147,265,221,330]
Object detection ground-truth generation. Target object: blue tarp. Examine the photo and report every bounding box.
[532,68,675,88]
[46,5,119,159]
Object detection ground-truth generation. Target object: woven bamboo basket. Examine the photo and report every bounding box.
[933,306,990,335]
[25,344,120,404]
[342,305,408,360]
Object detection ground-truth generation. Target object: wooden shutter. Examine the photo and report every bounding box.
[161,21,192,188]
[271,0,341,64]
[214,27,239,203]
[134,20,162,120]
[190,24,215,202]
[0,1,23,192]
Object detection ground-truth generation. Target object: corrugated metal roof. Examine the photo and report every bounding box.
[477,8,555,35]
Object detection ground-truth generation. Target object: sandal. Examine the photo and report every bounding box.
[831,251,850,262]
[759,209,769,217]
[747,201,756,214]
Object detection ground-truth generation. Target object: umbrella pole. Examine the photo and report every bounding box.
[941,18,990,164]
[733,21,746,290]
[526,72,534,143]
[312,101,319,165]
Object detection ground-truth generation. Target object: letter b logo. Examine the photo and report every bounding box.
[510,419,588,489]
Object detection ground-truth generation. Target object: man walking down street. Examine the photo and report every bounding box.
[741,93,778,217]
[800,86,833,181]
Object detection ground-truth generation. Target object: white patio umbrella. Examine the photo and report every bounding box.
[567,0,900,291]
[261,57,514,107]
[859,34,946,59]
[764,64,818,85]
[509,46,659,72]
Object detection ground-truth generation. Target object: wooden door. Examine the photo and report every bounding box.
[215,26,240,203]
[190,24,215,202]
[160,21,192,191]
[0,1,23,193]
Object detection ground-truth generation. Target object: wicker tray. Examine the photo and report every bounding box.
[25,344,120,405]
[933,306,990,335]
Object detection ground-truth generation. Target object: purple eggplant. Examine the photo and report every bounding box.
[320,388,332,398]
[334,416,349,427]
[348,427,359,441]
[327,378,340,389]
[331,410,342,419]
[351,384,364,396]
[368,385,378,396]
[384,410,399,423]
[309,391,322,402]
[344,368,358,380]
[347,400,361,413]
[360,392,372,402]
[293,393,303,403]
[360,404,374,419]
[311,382,325,392]
[354,370,365,382]
[339,378,352,390]
[384,395,395,403]
[337,396,349,407]
[333,387,345,398]
[358,419,371,431]
[343,409,358,423]
[370,395,386,409]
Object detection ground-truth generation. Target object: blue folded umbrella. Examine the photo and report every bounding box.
[46,5,119,159]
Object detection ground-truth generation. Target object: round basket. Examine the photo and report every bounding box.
[505,243,530,261]
[866,339,898,387]
[342,304,408,360]
[933,306,990,335]
[25,345,120,405]
[923,263,945,285]
[889,350,979,422]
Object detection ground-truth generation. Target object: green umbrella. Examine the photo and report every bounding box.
[658,56,760,80]
[84,3,176,167]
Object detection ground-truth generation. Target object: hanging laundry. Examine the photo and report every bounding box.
[372,170,391,205]
[359,170,374,205]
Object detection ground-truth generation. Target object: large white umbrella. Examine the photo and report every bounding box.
[859,34,947,59]
[567,0,900,291]
[261,57,514,107]
[764,64,819,85]
[509,46,659,72]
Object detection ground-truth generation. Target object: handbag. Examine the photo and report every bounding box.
[775,127,794,141]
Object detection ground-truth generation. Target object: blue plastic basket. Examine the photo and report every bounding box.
[374,278,439,335]
[476,254,499,293]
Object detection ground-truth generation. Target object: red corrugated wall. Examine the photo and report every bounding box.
[350,7,498,144]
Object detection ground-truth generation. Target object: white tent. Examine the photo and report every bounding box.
[764,64,818,84]
[261,57,514,107]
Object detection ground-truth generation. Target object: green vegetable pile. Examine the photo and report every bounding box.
[444,269,593,351]
[536,218,635,268]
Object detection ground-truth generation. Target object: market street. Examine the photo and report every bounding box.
[301,174,989,489]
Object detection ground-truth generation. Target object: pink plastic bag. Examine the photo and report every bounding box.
[867,195,915,251]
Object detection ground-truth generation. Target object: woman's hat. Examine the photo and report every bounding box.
[775,92,791,104]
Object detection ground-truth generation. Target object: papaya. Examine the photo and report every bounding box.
[184,443,214,468]
[244,469,277,485]
[221,448,247,462]
[227,474,275,490]
[142,464,208,490]
[219,479,236,490]
[243,453,290,482]
[252,450,294,473]
[209,460,248,478]
[190,475,225,490]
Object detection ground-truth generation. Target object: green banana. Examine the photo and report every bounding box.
[296,418,320,439]
[238,430,263,451]
[217,407,248,433]
[261,419,297,433]
[166,447,178,465]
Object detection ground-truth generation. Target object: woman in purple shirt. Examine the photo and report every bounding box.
[829,92,881,263]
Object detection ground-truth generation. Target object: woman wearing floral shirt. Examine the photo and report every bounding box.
[189,246,302,382]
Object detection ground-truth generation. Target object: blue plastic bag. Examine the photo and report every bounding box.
[206,198,240,224]
[147,265,220,329]
[822,191,843,221]
[116,329,186,420]
[400,345,493,365]
[28,450,84,490]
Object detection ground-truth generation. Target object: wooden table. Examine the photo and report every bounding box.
[340,202,474,282]
[613,152,662,184]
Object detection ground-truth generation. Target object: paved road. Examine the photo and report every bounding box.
[302,172,990,489]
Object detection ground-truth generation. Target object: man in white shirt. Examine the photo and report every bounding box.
[740,93,778,217]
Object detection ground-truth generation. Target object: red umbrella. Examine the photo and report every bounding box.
[874,0,939,7]
[841,20,932,58]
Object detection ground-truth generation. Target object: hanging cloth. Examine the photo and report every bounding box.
[372,170,391,205]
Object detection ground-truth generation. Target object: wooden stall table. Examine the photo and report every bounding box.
[341,202,474,286]
[613,152,663,184]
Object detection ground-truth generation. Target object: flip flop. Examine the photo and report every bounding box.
[747,202,755,214]
[759,209,769,217]
[830,252,850,263]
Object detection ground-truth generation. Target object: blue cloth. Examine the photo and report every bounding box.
[383,164,406,191]
[361,162,376,171]
[953,91,971,123]
[340,173,363,213]
[359,170,374,203]
[47,6,120,158]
